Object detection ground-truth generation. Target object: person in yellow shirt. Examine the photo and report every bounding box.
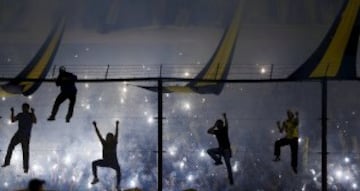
[273,110,299,174]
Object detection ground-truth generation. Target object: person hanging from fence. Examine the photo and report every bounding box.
[91,120,121,190]
[207,113,234,185]
[47,66,77,123]
[273,110,299,174]
[1,103,36,173]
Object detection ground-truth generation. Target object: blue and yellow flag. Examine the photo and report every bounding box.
[138,2,242,95]
[0,18,66,96]
[288,0,360,80]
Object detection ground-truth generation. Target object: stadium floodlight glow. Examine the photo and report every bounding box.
[260,67,266,74]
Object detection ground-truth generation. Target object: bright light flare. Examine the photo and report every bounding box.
[187,174,194,182]
[183,102,191,110]
[352,183,358,189]
[232,161,239,172]
[64,155,72,165]
[147,117,154,124]
[260,67,266,74]
[179,161,185,169]
[199,149,206,158]
[168,146,177,156]
[128,175,138,188]
[310,169,316,176]
[335,170,343,179]
[344,157,350,163]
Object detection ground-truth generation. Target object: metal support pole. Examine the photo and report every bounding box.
[105,64,110,79]
[321,79,328,191]
[157,66,163,191]
[270,64,274,79]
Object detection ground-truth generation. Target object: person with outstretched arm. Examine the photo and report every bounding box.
[91,120,121,190]
[207,113,234,185]
[2,103,36,173]
[273,110,299,174]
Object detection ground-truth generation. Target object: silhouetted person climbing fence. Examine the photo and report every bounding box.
[91,120,121,190]
[2,103,36,173]
[48,66,77,123]
[207,113,234,185]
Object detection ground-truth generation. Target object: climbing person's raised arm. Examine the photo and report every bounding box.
[93,121,104,143]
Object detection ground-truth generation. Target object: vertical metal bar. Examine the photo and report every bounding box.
[105,64,110,79]
[52,65,57,78]
[269,64,274,79]
[157,65,163,191]
[321,79,328,191]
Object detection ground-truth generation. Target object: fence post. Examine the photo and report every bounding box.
[157,65,163,191]
[105,65,110,79]
[321,79,328,191]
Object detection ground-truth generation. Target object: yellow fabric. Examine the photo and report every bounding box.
[0,86,12,97]
[310,0,360,77]
[194,3,242,87]
[166,86,194,93]
[283,118,299,139]
[20,19,65,92]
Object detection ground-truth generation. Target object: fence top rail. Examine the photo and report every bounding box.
[0,77,359,83]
